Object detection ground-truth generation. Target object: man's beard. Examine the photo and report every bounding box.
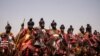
[6,30,10,33]
[41,26,44,29]
[52,27,56,30]
[28,27,33,30]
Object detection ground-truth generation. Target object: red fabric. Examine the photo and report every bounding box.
[20,28,36,37]
[60,32,68,44]
[20,39,34,51]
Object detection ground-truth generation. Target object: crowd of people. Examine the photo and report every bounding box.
[0,18,100,56]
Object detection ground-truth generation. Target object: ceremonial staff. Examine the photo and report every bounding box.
[20,19,25,31]
[14,18,25,56]
[15,18,25,45]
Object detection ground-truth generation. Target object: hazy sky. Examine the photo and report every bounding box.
[0,0,100,35]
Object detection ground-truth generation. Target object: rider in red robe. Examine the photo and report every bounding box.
[47,20,60,39]
[67,25,76,49]
[17,18,36,56]
[59,24,67,46]
[46,20,60,55]
[0,23,15,56]
[38,18,48,44]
